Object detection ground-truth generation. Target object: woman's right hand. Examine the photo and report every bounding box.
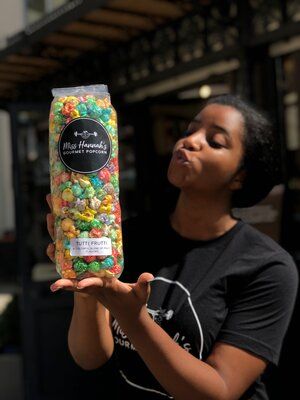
[46,193,55,263]
[46,193,90,298]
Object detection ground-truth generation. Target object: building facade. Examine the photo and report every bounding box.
[0,1,299,399]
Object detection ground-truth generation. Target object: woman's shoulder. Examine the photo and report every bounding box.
[234,220,297,272]
[227,222,299,306]
[234,219,284,255]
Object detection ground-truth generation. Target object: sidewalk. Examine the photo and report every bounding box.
[0,353,23,400]
[0,280,23,399]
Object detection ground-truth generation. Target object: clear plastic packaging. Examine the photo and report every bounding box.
[49,84,123,280]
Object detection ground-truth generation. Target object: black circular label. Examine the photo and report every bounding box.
[58,118,112,174]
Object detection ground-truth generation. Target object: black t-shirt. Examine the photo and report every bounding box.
[108,211,298,400]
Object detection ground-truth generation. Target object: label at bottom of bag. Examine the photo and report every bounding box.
[70,237,112,256]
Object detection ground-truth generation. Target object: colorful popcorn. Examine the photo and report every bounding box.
[49,85,123,280]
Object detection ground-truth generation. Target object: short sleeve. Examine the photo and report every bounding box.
[217,253,299,366]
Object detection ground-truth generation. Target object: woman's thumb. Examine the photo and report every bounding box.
[137,272,154,285]
[134,273,154,302]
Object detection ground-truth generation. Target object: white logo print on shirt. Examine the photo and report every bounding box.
[149,276,204,359]
[147,307,174,324]
[113,277,204,398]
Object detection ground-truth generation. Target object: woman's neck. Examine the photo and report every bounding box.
[169,191,238,241]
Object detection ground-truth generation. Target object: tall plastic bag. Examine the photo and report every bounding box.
[49,84,123,280]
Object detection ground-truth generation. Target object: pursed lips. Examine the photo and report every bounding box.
[174,148,190,164]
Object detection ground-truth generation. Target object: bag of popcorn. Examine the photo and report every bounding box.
[49,84,123,280]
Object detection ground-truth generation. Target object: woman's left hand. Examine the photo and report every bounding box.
[51,272,154,320]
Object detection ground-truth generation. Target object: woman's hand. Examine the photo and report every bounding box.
[45,193,55,262]
[50,272,154,321]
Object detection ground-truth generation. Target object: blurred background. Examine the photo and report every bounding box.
[0,0,299,399]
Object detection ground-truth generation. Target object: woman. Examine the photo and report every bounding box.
[46,94,298,400]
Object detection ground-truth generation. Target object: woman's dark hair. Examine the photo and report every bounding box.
[203,94,282,208]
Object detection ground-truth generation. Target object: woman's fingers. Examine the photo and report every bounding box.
[50,278,78,292]
[76,277,106,289]
[46,193,53,212]
[75,276,126,300]
[46,194,55,244]
[46,213,55,241]
[46,243,55,263]
[50,279,91,298]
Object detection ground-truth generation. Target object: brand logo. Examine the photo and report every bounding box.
[147,307,174,324]
[58,118,111,174]
[74,130,98,139]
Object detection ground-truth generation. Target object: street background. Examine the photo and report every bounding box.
[0,1,299,399]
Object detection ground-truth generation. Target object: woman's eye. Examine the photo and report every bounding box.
[209,141,224,149]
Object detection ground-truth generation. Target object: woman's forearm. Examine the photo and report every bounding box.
[68,293,114,370]
[115,307,228,400]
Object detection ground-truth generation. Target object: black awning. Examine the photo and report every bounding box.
[0,0,192,102]
[1,0,299,105]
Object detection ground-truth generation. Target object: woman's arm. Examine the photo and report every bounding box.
[67,292,114,370]
[115,306,267,400]
[74,273,267,400]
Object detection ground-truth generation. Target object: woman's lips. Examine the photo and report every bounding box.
[174,148,190,165]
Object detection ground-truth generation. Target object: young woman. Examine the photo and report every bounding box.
[46,94,298,400]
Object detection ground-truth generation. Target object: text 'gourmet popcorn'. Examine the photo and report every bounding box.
[49,85,123,280]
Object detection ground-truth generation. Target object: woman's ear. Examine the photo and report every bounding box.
[229,169,246,191]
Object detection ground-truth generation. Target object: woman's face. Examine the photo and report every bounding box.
[167,103,245,197]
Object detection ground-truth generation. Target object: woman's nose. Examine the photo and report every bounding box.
[182,132,203,151]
